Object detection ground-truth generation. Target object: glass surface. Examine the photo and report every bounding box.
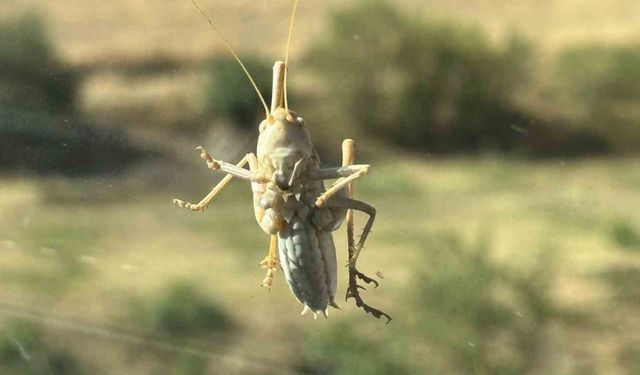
[1,1,639,374]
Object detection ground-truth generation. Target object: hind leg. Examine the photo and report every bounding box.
[323,196,389,322]
[324,140,390,322]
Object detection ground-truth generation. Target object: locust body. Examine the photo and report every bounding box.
[173,0,390,322]
[252,109,346,315]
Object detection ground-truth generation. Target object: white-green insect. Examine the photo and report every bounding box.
[173,0,390,322]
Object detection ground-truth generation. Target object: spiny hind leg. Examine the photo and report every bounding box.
[328,140,391,322]
[259,235,280,288]
[339,140,376,277]
[329,197,388,322]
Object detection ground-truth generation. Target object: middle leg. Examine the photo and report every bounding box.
[259,235,280,288]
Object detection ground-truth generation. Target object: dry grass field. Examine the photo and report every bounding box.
[3,0,640,64]
[1,157,640,373]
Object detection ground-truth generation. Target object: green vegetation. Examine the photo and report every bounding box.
[301,321,410,374]
[308,0,530,153]
[138,282,233,337]
[0,216,103,295]
[0,12,76,113]
[0,12,145,175]
[205,56,272,129]
[0,320,82,375]
[301,232,591,374]
[301,0,640,157]
[169,353,208,375]
[553,44,640,153]
[0,157,638,373]
[409,234,582,374]
[610,219,640,250]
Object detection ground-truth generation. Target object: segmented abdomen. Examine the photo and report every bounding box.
[278,214,337,313]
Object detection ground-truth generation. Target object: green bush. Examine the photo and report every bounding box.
[409,233,586,374]
[169,353,208,375]
[553,44,640,153]
[610,220,640,250]
[0,12,77,112]
[0,12,146,175]
[299,232,589,374]
[300,321,410,375]
[307,0,539,154]
[600,266,640,309]
[205,56,272,129]
[143,282,233,337]
[304,0,613,157]
[0,108,143,175]
[0,319,81,375]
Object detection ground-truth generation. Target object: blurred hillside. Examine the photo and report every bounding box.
[2,0,639,165]
[3,0,640,64]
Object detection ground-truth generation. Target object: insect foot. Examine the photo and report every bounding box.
[171,199,203,212]
[259,255,280,288]
[195,146,221,170]
[346,260,391,323]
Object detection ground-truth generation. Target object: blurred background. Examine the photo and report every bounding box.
[1,0,639,373]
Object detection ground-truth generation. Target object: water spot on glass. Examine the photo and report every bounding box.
[41,247,56,256]
[1,240,18,251]
[121,263,138,272]
[8,336,31,361]
[510,124,528,135]
[80,255,98,264]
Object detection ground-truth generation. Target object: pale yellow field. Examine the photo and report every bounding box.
[3,0,640,65]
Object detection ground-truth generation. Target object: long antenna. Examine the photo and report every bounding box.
[190,0,270,118]
[283,0,299,115]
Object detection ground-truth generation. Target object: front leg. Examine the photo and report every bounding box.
[173,154,249,211]
[173,147,266,211]
[197,146,267,182]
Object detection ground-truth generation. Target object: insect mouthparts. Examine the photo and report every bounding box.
[274,173,291,191]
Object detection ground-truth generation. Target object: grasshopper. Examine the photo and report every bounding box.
[173,0,390,322]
